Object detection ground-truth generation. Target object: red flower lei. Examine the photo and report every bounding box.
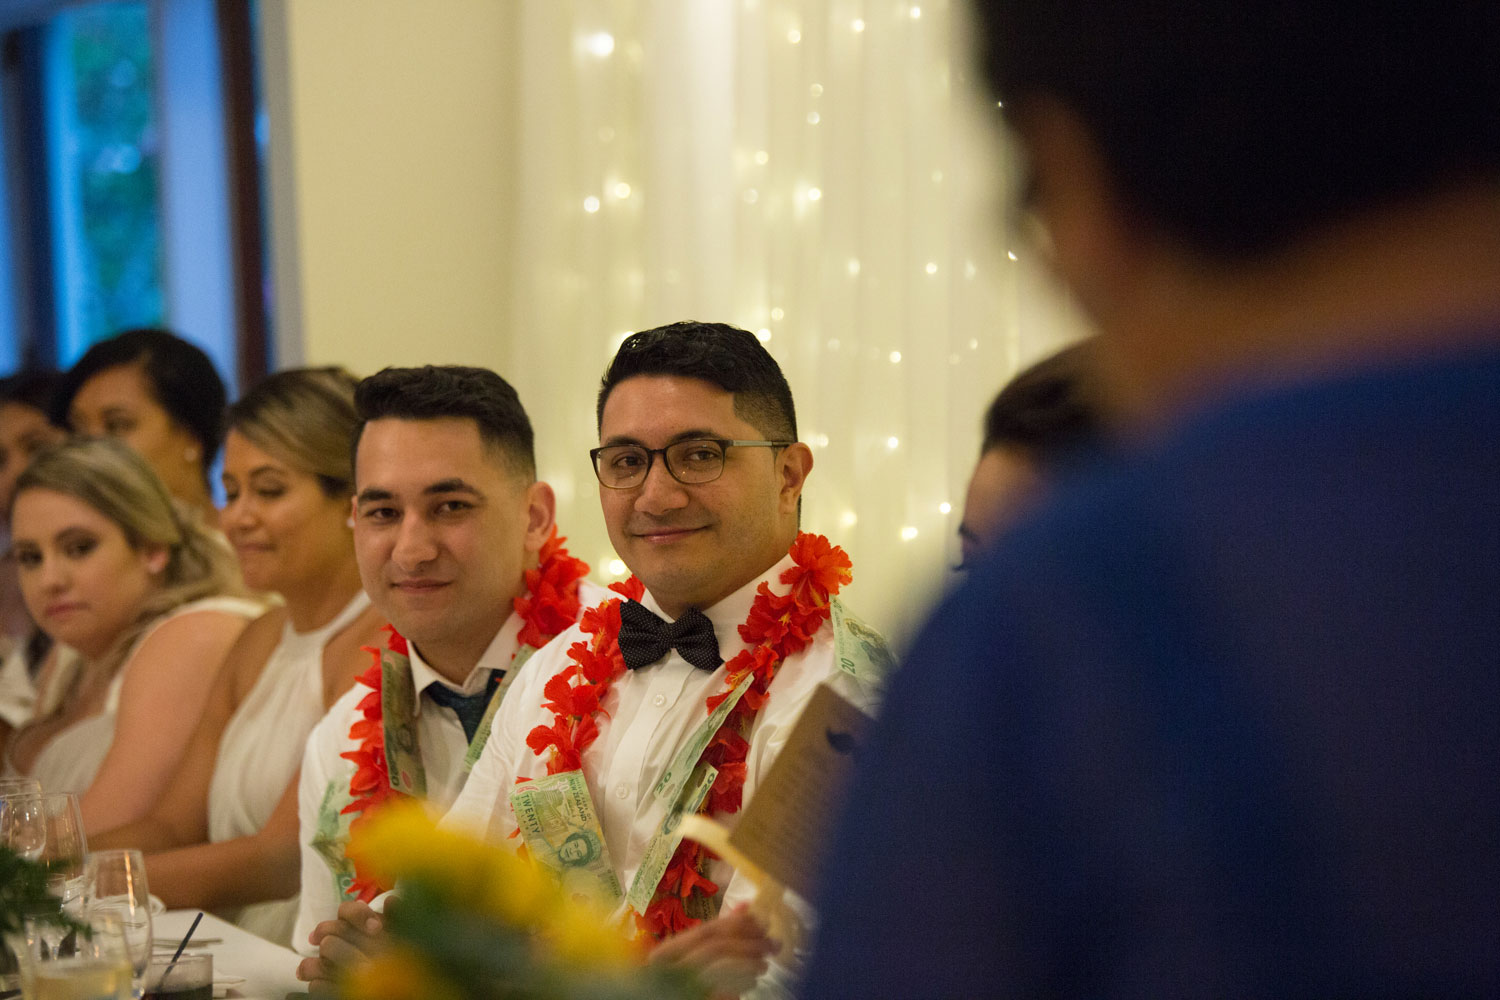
[338,527,589,901]
[523,532,853,939]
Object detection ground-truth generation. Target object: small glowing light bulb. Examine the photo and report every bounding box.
[583,32,615,58]
[583,196,601,213]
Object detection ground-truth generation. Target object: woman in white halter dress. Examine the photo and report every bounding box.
[87,368,383,946]
[4,439,260,832]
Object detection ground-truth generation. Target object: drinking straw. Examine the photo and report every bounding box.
[159,911,204,989]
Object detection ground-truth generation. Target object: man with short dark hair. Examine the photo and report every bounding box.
[293,366,605,985]
[958,341,1103,567]
[446,323,889,996]
[805,0,1499,995]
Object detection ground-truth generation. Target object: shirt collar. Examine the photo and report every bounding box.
[406,610,523,710]
[638,552,797,661]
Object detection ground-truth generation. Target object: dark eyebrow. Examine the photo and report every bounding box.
[355,487,393,505]
[599,429,725,449]
[424,478,483,497]
[957,523,979,542]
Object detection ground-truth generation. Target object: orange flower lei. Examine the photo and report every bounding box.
[523,532,853,939]
[339,527,589,901]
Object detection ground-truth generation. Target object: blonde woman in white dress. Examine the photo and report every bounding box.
[91,368,383,945]
[4,438,262,831]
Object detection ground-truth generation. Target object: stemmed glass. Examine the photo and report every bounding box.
[83,851,152,1000]
[0,783,46,862]
[1,793,89,911]
[14,910,132,1000]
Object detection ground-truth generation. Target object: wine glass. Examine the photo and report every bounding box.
[0,781,43,998]
[83,851,152,999]
[0,777,42,797]
[3,793,89,911]
[0,788,48,862]
[15,910,132,1000]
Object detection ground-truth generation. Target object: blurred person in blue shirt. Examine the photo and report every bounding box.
[803,0,1500,995]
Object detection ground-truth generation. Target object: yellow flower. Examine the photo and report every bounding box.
[477,853,554,927]
[541,899,643,970]
[348,801,497,899]
[346,799,645,980]
[340,948,463,1000]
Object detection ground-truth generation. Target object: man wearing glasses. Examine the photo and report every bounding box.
[446,321,887,996]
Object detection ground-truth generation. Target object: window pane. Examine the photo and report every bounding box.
[49,0,162,364]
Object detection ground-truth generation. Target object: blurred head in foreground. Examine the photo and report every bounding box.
[974,0,1500,419]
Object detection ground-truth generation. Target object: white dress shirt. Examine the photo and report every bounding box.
[292,612,523,953]
[292,578,608,954]
[445,553,883,920]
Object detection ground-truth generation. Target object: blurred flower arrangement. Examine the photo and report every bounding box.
[0,845,81,937]
[336,801,705,1000]
[0,845,85,985]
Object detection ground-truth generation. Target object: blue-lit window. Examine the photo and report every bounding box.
[0,0,268,389]
[46,1,164,363]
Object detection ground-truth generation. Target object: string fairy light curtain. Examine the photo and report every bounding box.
[500,0,1087,642]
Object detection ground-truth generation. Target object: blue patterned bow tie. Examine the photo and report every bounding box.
[424,669,504,743]
[617,600,722,672]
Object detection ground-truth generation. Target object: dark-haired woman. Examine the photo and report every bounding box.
[53,328,227,525]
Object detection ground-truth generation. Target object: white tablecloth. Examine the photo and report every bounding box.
[155,910,305,999]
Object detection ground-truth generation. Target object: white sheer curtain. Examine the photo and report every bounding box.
[501,0,1087,642]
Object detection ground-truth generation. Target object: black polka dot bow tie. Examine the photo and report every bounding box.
[617,600,723,672]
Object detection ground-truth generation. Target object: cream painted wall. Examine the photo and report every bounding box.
[258,0,518,374]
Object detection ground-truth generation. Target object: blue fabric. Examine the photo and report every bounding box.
[803,347,1500,998]
[424,670,503,745]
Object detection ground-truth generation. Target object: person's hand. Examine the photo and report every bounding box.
[649,905,778,999]
[295,900,386,995]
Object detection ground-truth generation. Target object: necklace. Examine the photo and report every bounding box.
[340,527,589,901]
[524,532,853,938]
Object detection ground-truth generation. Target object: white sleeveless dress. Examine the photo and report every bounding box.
[206,591,370,945]
[18,596,266,794]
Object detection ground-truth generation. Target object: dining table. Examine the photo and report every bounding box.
[154,910,305,999]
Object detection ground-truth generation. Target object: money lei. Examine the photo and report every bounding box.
[522,531,854,941]
[337,526,589,902]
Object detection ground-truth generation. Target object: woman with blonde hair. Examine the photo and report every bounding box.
[91,367,382,945]
[4,438,264,831]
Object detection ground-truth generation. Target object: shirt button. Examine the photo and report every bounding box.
[615,785,630,800]
[652,694,667,707]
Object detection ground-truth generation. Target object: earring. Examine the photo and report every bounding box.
[184,445,199,463]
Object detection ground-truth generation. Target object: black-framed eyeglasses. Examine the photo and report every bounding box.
[590,438,793,489]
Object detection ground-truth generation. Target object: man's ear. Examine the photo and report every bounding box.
[522,480,557,554]
[1011,98,1142,323]
[777,443,814,515]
